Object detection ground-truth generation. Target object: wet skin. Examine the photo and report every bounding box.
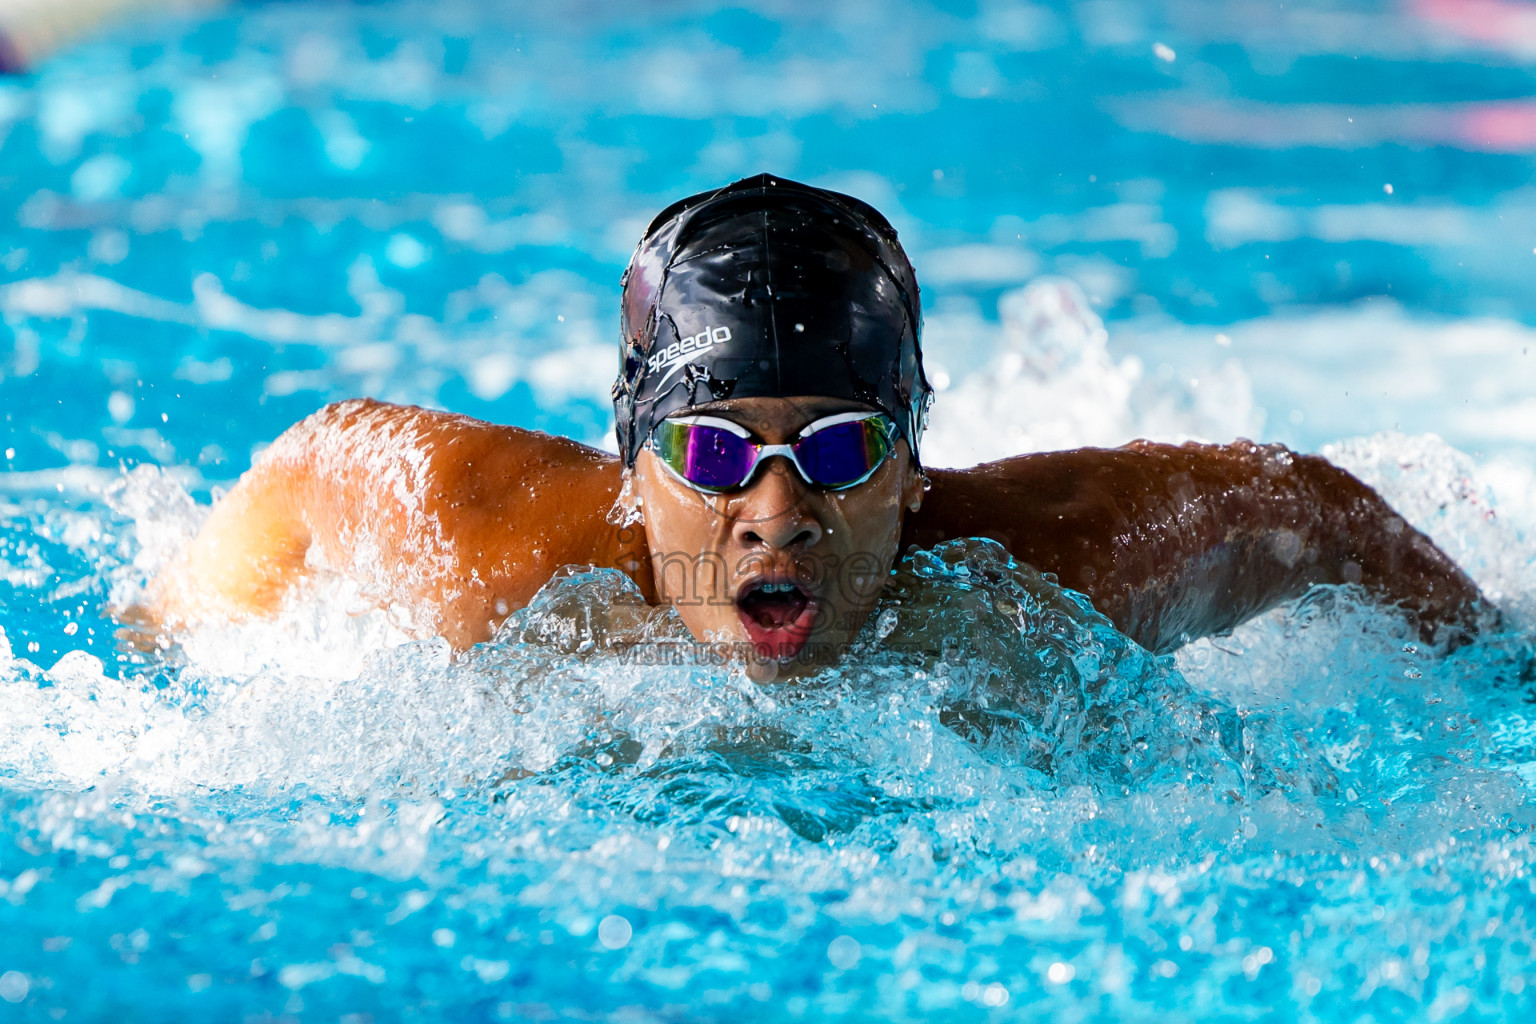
[146,398,1488,658]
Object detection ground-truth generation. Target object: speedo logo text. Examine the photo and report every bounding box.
[648,326,732,384]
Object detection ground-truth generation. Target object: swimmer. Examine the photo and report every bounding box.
[143,174,1487,670]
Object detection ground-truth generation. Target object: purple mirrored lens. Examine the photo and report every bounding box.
[792,420,883,487]
[681,424,756,489]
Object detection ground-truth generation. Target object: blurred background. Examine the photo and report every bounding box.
[2,0,1535,482]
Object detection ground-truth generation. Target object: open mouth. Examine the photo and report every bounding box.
[735,580,818,661]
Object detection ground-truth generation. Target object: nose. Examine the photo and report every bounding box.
[731,457,823,551]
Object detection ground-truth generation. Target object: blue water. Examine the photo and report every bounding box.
[3,1,1536,1019]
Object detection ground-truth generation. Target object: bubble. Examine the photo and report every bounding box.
[597,914,632,950]
[107,391,135,424]
[385,234,428,269]
[0,972,30,1003]
[827,935,861,970]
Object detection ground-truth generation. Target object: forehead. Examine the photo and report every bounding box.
[674,395,876,436]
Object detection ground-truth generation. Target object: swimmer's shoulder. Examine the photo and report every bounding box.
[264,399,625,550]
[264,398,619,480]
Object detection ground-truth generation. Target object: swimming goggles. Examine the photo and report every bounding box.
[647,411,897,494]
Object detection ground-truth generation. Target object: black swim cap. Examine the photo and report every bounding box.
[612,173,931,468]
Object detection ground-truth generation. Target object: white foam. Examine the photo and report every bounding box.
[101,464,207,600]
[1112,300,1536,460]
[69,153,132,203]
[0,260,614,426]
[0,465,122,495]
[466,350,519,401]
[35,79,133,164]
[919,244,1040,287]
[316,109,370,171]
[923,277,1263,465]
[0,271,194,323]
[1323,432,1536,619]
[1206,188,1496,249]
[171,72,285,184]
[526,343,613,407]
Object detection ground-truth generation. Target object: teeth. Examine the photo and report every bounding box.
[758,582,796,594]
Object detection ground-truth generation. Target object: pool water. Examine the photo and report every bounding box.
[3,1,1536,1019]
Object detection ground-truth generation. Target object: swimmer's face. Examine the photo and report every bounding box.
[634,396,924,677]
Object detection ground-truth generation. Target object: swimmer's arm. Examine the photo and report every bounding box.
[151,454,313,625]
[908,440,1488,654]
[148,400,644,647]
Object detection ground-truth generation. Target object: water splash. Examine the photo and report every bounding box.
[923,278,1264,466]
[4,522,1534,1019]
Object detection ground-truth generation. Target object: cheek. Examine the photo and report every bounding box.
[639,487,724,559]
[833,470,906,549]
[636,461,737,613]
[636,459,700,547]
[818,487,905,609]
